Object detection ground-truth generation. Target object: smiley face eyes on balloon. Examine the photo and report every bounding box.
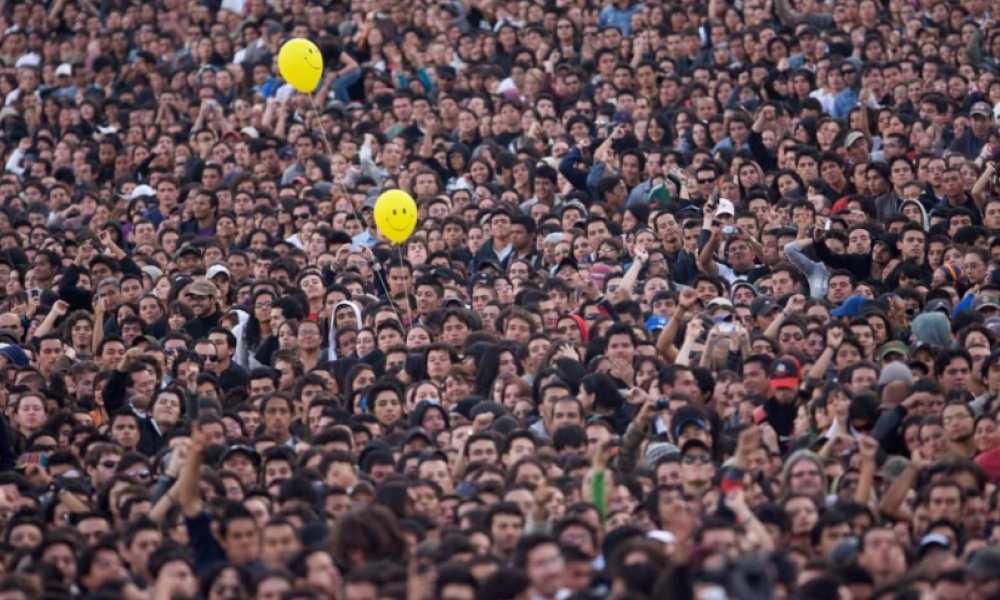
[375,190,418,244]
[278,38,323,93]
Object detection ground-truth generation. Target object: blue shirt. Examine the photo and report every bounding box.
[353,230,377,248]
[598,3,643,36]
[833,88,859,119]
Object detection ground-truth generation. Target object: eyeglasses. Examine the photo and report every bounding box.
[197,354,219,362]
[294,213,310,220]
[697,178,715,184]
[126,469,151,478]
[255,302,272,310]
[790,470,820,479]
[943,413,972,425]
[298,330,320,337]
[682,454,712,465]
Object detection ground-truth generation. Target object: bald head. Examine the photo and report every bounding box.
[0,312,23,338]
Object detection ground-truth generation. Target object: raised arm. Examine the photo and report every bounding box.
[878,452,926,521]
[91,297,106,354]
[697,227,722,276]
[854,435,879,506]
[675,318,705,366]
[33,300,68,339]
[617,248,647,301]
[656,288,698,362]
[178,421,206,517]
[807,327,843,381]
[973,162,995,209]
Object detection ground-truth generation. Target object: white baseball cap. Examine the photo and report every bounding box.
[207,264,231,280]
[715,198,736,216]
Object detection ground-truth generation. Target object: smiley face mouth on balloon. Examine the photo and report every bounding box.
[304,57,322,70]
[383,217,414,232]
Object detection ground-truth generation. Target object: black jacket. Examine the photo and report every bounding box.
[184,310,222,340]
[105,369,165,456]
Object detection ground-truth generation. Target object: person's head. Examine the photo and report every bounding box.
[148,546,197,597]
[217,503,260,565]
[941,401,975,444]
[513,534,564,598]
[935,348,973,393]
[486,502,526,556]
[260,393,295,438]
[782,450,826,498]
[811,511,852,558]
[260,517,302,568]
[603,323,636,363]
[78,540,126,591]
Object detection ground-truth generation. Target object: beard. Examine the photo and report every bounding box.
[952,431,975,443]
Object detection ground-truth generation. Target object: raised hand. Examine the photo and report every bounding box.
[826,327,844,349]
[786,294,806,314]
[678,287,699,310]
[858,435,879,461]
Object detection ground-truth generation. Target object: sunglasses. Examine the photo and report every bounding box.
[197,354,219,362]
[100,460,119,469]
[682,454,712,465]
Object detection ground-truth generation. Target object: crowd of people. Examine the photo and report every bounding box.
[4,0,1000,598]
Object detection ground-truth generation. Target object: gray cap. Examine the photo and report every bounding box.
[878,361,913,387]
[973,294,1000,312]
[924,298,952,315]
[844,130,866,148]
[644,442,679,466]
[141,266,163,281]
[967,548,1000,580]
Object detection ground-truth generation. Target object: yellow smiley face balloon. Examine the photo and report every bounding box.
[374,189,418,244]
[277,38,323,93]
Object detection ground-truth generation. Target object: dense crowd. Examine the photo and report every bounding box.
[4,0,1000,599]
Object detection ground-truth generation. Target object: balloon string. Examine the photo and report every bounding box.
[398,247,415,327]
[305,91,406,330]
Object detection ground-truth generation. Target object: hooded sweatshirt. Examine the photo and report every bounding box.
[899,199,930,231]
[912,312,952,347]
[328,300,363,361]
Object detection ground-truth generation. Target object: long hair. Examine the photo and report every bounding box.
[580,373,625,414]
[244,289,277,351]
[330,505,408,569]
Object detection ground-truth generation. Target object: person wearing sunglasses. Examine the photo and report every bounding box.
[679,439,716,497]
[776,317,808,354]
